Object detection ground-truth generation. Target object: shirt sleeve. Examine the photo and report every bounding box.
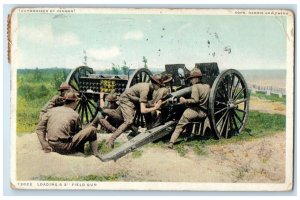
[153,88,169,103]
[185,85,200,104]
[41,95,61,113]
[36,112,51,149]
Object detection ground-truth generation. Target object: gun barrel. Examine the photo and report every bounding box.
[166,86,192,103]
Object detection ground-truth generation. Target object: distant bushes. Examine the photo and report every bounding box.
[17,68,69,133]
[18,84,50,100]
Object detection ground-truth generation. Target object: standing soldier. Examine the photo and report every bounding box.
[167,68,210,149]
[36,91,99,157]
[106,74,166,148]
[39,82,72,119]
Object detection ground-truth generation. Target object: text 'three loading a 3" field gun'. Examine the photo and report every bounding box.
[65,63,250,161]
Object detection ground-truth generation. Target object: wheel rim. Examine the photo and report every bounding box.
[66,66,98,125]
[208,69,250,139]
[126,68,153,89]
[66,66,94,91]
[126,68,153,128]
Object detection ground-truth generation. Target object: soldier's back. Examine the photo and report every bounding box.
[46,106,80,140]
[121,82,152,103]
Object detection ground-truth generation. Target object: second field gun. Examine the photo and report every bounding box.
[65,63,250,161]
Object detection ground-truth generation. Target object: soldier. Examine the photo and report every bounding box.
[167,68,210,149]
[106,74,166,148]
[145,75,173,128]
[36,91,99,157]
[91,91,123,133]
[39,82,72,119]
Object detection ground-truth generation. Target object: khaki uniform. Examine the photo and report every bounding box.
[145,87,170,128]
[39,95,64,119]
[108,83,154,144]
[148,87,169,106]
[103,108,123,124]
[91,107,124,132]
[36,106,97,155]
[169,83,210,143]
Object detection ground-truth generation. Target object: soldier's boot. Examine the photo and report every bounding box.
[127,125,140,139]
[129,125,139,135]
[167,142,174,149]
[167,130,181,149]
[107,137,115,149]
[107,122,130,149]
[99,118,116,133]
[90,140,99,157]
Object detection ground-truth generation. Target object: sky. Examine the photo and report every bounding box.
[14,9,291,71]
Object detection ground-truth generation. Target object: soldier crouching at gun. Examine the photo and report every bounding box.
[167,68,210,149]
[36,91,100,158]
[106,74,168,148]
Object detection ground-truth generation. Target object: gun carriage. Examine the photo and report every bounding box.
[66,63,250,161]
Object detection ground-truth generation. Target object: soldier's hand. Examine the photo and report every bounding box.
[179,97,187,104]
[43,146,53,153]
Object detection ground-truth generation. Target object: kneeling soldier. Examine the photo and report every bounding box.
[91,92,123,133]
[168,68,210,149]
[36,91,99,157]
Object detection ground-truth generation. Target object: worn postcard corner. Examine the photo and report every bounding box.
[9,7,294,191]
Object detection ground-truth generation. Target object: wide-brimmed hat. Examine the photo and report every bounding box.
[58,82,71,91]
[63,91,79,101]
[187,68,202,80]
[161,74,173,84]
[150,74,165,87]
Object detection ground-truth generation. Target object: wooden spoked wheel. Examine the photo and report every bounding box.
[208,69,250,139]
[66,66,99,125]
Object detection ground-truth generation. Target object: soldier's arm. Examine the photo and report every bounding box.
[185,85,200,104]
[36,113,51,150]
[99,92,105,108]
[41,95,62,113]
[140,100,162,114]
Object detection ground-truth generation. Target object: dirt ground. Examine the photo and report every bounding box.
[15,98,286,183]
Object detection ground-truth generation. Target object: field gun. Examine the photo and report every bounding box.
[65,63,250,161]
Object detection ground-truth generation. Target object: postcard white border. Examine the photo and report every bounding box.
[9,7,295,191]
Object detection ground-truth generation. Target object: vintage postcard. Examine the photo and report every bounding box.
[8,8,294,191]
